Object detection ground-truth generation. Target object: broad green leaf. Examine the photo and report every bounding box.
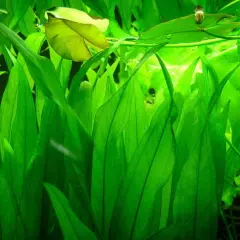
[92,43,166,238]
[8,0,35,29]
[68,0,89,11]
[222,124,240,207]
[0,168,24,240]
[210,104,229,207]
[0,22,91,148]
[10,62,37,193]
[109,50,175,240]
[44,183,97,240]
[38,101,66,239]
[36,87,45,128]
[175,57,200,98]
[0,22,67,108]
[80,0,109,17]
[146,224,180,240]
[139,13,240,44]
[17,31,46,89]
[72,80,93,133]
[18,7,37,37]
[1,139,19,209]
[116,0,140,30]
[0,59,37,196]
[67,37,130,118]
[203,41,238,78]
[92,59,119,120]
[155,0,182,21]
[109,99,175,240]
[36,0,64,22]
[168,65,239,239]
[19,111,51,239]
[44,7,109,62]
[49,46,72,89]
[19,99,65,239]
[62,106,95,232]
[139,0,161,31]
[92,78,134,238]
[123,79,148,163]
[172,115,218,239]
[0,62,19,141]
[68,48,109,105]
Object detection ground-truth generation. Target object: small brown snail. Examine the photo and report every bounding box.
[195,5,204,24]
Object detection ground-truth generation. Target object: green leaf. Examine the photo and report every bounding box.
[92,59,119,120]
[0,22,67,108]
[0,22,91,149]
[49,46,72,89]
[109,99,175,240]
[1,139,19,208]
[80,0,109,17]
[0,139,25,239]
[146,224,180,240]
[91,43,166,238]
[11,62,37,190]
[175,57,200,98]
[139,13,240,44]
[37,100,66,239]
[116,0,140,30]
[44,7,109,62]
[123,78,148,163]
[172,113,219,239]
[44,183,97,240]
[0,59,37,197]
[0,62,19,142]
[8,0,35,28]
[17,31,46,89]
[72,80,93,134]
[210,103,230,207]
[18,7,37,37]
[68,37,126,107]
[0,168,24,239]
[139,0,161,31]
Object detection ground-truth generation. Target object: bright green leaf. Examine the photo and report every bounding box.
[44,183,97,240]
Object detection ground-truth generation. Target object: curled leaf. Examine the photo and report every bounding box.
[44,7,109,62]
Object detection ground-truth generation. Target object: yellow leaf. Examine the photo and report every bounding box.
[44,7,109,62]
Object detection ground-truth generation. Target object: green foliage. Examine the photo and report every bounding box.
[1,1,240,240]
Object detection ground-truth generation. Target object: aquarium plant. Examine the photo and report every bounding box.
[0,0,240,239]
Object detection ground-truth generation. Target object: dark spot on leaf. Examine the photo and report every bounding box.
[52,34,59,40]
[146,99,154,104]
[148,87,156,96]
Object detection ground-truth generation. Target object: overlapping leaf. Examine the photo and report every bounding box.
[139,13,240,44]
[45,183,97,240]
[44,7,109,62]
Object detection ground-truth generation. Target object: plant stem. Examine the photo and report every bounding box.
[107,37,231,48]
[226,137,240,158]
[220,208,235,240]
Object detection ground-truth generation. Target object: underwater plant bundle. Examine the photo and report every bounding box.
[0,1,240,240]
